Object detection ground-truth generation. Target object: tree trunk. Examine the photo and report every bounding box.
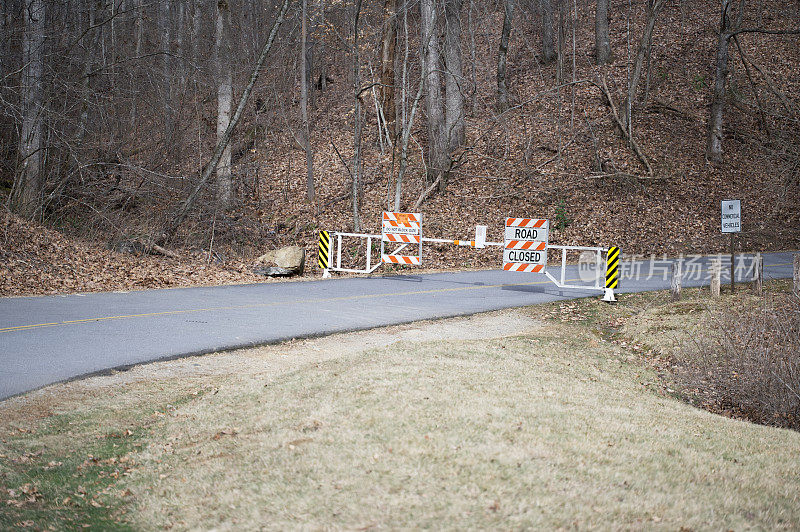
[313,0,327,93]
[619,0,664,134]
[215,0,233,211]
[541,0,556,63]
[380,0,398,136]
[420,0,449,188]
[497,0,514,112]
[352,0,364,232]
[130,0,143,128]
[707,0,731,163]
[11,0,46,217]
[301,0,315,202]
[176,2,186,88]
[192,0,203,68]
[595,0,611,64]
[444,0,464,160]
[468,0,477,113]
[77,0,97,145]
[159,0,174,149]
[394,42,426,211]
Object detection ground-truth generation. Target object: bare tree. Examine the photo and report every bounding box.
[159,0,174,149]
[393,1,426,211]
[541,0,556,64]
[313,0,327,94]
[215,0,233,211]
[301,0,315,201]
[706,3,799,161]
[380,0,398,136]
[165,0,290,241]
[10,0,46,217]
[444,0,464,155]
[467,0,478,112]
[420,0,449,189]
[619,0,665,134]
[497,0,514,112]
[351,0,364,231]
[595,0,612,64]
[77,0,99,145]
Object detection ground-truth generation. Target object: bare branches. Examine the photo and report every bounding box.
[164,0,290,242]
[600,76,654,177]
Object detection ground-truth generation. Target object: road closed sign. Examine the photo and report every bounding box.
[503,218,549,272]
[721,200,741,233]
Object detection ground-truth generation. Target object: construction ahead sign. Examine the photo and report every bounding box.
[503,218,549,272]
[318,230,331,270]
[381,212,422,265]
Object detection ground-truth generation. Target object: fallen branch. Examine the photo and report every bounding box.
[150,243,179,259]
[600,76,654,177]
[413,173,443,211]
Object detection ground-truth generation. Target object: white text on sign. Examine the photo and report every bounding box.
[503,218,549,272]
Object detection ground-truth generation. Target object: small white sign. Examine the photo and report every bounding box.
[474,225,487,249]
[721,200,741,233]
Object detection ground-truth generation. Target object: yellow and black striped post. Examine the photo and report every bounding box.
[603,246,620,302]
[318,231,331,270]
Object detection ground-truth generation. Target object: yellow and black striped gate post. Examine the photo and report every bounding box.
[603,246,620,302]
[318,231,331,272]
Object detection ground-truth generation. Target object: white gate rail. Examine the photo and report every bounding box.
[545,245,606,292]
[324,231,610,296]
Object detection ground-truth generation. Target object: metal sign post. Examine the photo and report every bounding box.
[721,199,741,293]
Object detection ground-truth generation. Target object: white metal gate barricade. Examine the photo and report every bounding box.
[322,228,503,276]
[323,231,383,275]
[545,245,607,292]
[322,228,614,300]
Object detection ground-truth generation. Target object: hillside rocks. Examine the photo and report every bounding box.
[253,246,306,277]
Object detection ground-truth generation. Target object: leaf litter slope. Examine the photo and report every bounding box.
[4,309,798,529]
[3,1,800,298]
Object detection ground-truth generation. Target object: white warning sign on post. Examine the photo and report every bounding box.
[382,212,422,265]
[503,218,549,272]
[721,200,741,233]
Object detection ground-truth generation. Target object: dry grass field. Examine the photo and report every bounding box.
[2,293,799,530]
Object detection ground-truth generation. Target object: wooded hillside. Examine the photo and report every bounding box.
[1,0,798,295]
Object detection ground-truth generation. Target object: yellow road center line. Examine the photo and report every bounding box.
[1,260,794,333]
[1,278,560,333]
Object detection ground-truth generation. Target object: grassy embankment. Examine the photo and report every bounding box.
[1,282,799,529]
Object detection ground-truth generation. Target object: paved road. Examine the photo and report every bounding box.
[0,252,795,400]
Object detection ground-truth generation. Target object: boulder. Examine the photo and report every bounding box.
[253,246,305,277]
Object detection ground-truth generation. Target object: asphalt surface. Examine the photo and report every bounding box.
[0,252,795,400]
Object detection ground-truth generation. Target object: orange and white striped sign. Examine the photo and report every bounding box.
[503,217,548,273]
[383,212,421,224]
[504,240,546,251]
[382,212,422,266]
[382,254,421,265]
[382,234,421,243]
[506,218,547,228]
[503,263,545,273]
